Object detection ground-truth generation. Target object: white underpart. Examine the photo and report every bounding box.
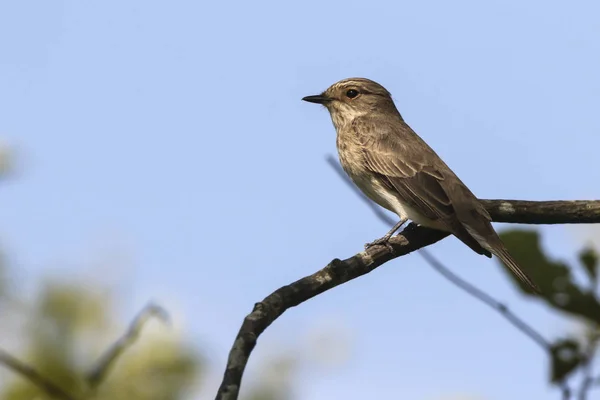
[368,177,441,228]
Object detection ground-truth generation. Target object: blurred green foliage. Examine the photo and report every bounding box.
[0,272,310,400]
[0,146,333,400]
[0,280,200,400]
[498,229,600,386]
[0,272,308,400]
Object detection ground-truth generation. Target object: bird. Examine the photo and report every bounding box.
[302,77,539,293]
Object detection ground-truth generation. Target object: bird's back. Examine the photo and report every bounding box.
[342,113,494,256]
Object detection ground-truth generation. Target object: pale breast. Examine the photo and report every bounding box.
[336,130,444,229]
[337,133,405,215]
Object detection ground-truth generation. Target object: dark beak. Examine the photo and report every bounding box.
[302,94,332,104]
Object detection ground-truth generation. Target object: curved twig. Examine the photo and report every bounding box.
[86,303,170,389]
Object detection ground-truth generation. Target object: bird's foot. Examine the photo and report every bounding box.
[364,236,395,253]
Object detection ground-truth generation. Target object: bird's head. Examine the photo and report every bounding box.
[302,77,398,127]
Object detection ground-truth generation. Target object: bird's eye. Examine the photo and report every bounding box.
[346,89,359,99]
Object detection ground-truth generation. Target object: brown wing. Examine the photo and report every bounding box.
[355,118,492,257]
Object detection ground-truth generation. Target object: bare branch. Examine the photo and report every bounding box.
[0,348,78,400]
[216,224,447,400]
[215,199,598,400]
[328,155,551,350]
[330,154,575,396]
[330,155,587,398]
[215,157,600,400]
[480,199,600,225]
[86,303,170,389]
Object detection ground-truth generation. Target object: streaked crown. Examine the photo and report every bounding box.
[324,77,392,99]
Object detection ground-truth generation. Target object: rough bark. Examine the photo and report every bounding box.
[215,199,600,400]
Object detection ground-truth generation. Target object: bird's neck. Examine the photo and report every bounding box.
[329,110,363,131]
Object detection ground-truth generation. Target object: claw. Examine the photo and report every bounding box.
[363,218,408,254]
[364,237,395,253]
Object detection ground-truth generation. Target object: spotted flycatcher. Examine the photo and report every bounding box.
[303,77,539,292]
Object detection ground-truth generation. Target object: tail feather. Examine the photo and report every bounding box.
[492,246,540,293]
[460,223,540,293]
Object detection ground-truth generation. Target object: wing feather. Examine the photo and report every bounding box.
[354,118,490,256]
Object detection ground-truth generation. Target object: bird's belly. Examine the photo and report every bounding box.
[347,172,443,229]
[337,143,444,229]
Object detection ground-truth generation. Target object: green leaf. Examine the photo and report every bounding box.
[579,247,598,284]
[498,229,600,324]
[549,339,582,383]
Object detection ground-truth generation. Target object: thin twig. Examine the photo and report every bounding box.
[419,249,550,349]
[0,304,170,399]
[562,384,572,400]
[577,332,599,400]
[0,348,78,400]
[86,303,170,389]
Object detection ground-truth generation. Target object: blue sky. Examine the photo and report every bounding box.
[1,1,600,399]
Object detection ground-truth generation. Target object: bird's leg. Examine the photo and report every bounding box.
[364,218,408,252]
